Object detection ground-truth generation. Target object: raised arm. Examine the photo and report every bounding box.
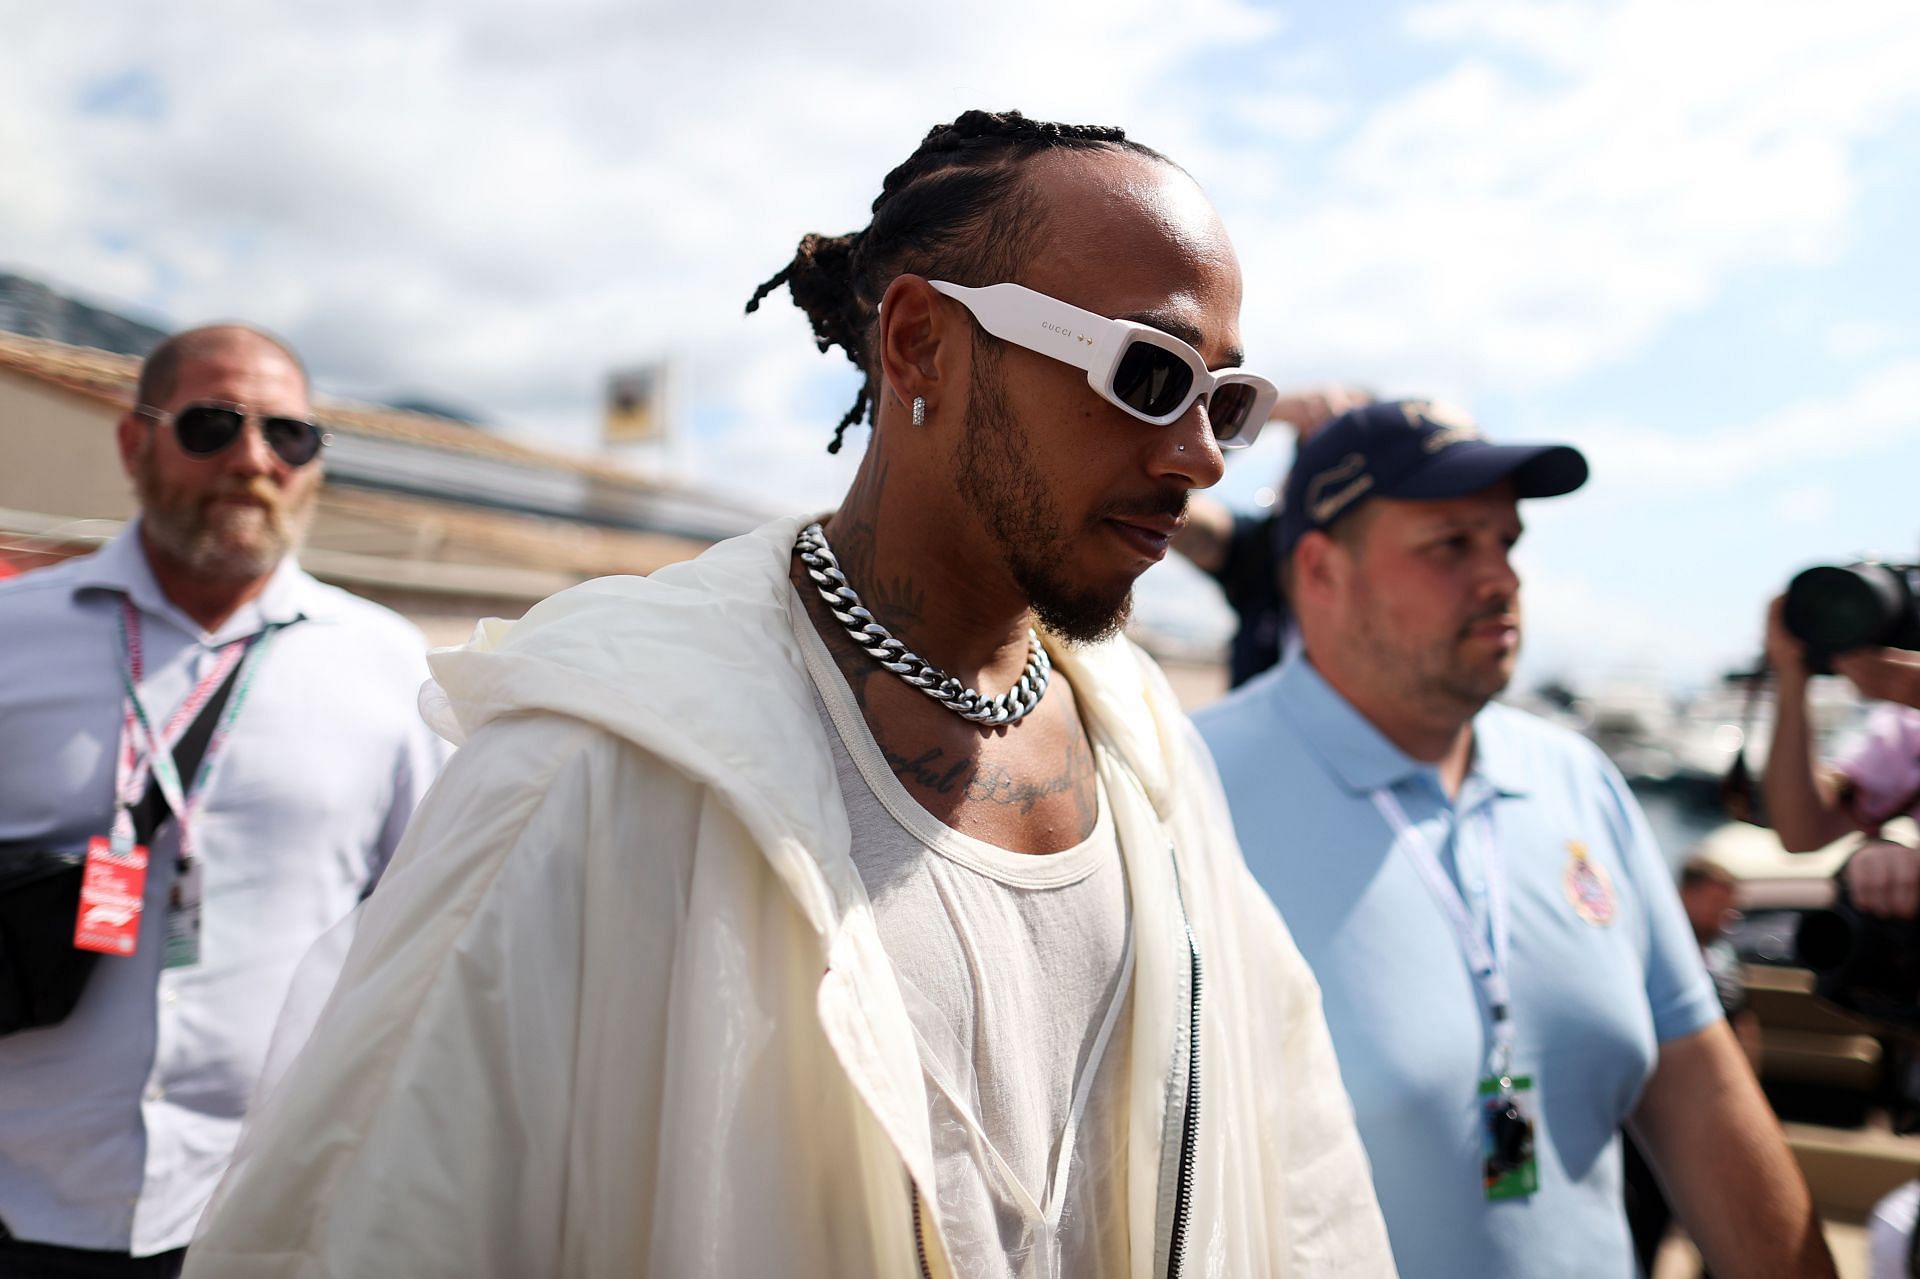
[1830,648,1920,711]
[1763,596,1858,852]
[1172,385,1374,577]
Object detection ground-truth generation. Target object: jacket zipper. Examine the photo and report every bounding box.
[912,827,1203,1279]
[913,1183,934,1279]
[1166,923,1203,1279]
[911,948,1202,1279]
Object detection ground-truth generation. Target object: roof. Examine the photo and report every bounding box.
[0,330,733,498]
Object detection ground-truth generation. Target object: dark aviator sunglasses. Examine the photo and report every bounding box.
[137,401,330,468]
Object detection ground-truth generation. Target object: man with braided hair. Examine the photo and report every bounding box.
[185,110,1394,1278]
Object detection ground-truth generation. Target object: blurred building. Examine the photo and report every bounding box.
[0,272,166,358]
[0,333,772,644]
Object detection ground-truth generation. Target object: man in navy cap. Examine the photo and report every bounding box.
[1195,400,1832,1276]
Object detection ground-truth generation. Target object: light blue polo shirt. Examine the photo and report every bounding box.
[1196,656,1719,1279]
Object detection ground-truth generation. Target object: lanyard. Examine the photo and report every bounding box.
[1371,786,1515,1081]
[113,598,280,859]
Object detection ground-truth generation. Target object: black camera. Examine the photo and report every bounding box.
[1795,870,1920,1031]
[1783,561,1920,675]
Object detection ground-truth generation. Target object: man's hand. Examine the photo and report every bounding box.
[1844,839,1920,919]
[1831,647,1920,710]
[1765,595,1810,688]
[1764,593,1861,851]
[1172,385,1373,576]
[1272,385,1373,444]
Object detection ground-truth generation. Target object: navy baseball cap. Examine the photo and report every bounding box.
[1275,399,1589,558]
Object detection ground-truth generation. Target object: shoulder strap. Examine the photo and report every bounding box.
[127,657,245,847]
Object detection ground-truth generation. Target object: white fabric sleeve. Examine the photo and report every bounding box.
[184,714,691,1278]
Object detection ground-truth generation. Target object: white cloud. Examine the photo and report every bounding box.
[1773,484,1835,525]
[2,0,1916,528]
[1827,319,1901,360]
[1218,0,1920,399]
[0,0,1285,509]
[1230,91,1347,144]
[1565,356,1920,500]
[1515,564,1732,688]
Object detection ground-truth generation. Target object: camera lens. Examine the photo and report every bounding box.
[1795,909,1856,975]
[1783,564,1905,654]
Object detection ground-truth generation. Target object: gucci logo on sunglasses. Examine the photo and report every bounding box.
[137,401,330,468]
[926,280,1280,449]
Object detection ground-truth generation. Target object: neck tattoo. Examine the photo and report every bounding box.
[796,521,1051,726]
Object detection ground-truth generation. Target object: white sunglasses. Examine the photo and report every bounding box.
[927,279,1279,449]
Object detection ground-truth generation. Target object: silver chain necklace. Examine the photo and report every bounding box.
[796,521,1051,726]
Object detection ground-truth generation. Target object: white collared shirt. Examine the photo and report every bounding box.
[0,522,449,1255]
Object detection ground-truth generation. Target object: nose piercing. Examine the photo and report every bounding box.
[1177,443,1186,452]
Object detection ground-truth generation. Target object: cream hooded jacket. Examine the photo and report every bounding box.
[184,517,1393,1279]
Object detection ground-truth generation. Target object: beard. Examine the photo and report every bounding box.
[954,359,1145,646]
[133,447,316,581]
[1349,586,1519,719]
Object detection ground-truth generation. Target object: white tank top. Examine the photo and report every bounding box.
[793,590,1133,1279]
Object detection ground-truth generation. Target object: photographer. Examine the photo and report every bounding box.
[1767,582,1920,1276]
[1764,597,1920,919]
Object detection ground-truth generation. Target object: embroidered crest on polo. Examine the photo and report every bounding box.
[795,521,1051,726]
[1563,840,1617,926]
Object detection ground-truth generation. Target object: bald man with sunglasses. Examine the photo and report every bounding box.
[0,325,446,1276]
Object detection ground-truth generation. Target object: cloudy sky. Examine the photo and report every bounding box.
[6,0,1918,691]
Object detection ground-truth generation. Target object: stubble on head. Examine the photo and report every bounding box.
[1342,560,1519,725]
[1351,576,1512,718]
[954,342,1147,646]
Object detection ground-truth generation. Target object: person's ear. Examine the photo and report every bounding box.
[1293,530,1345,608]
[874,275,962,430]
[116,411,148,479]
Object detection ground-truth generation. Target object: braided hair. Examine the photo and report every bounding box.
[746,109,1167,453]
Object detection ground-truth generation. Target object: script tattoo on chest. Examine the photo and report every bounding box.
[886,746,973,795]
[968,758,1088,819]
[883,731,1098,832]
